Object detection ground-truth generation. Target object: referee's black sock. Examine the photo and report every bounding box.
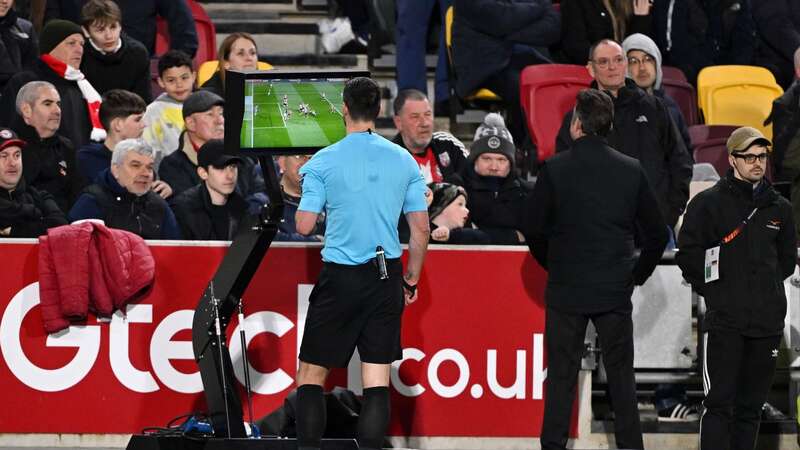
[357,386,390,450]
[297,384,325,450]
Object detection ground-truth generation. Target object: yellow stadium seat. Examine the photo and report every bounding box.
[196,60,274,87]
[697,65,783,139]
[444,6,501,103]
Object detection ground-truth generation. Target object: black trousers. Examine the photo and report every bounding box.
[700,329,781,450]
[540,304,643,450]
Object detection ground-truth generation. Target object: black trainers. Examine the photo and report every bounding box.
[657,402,701,422]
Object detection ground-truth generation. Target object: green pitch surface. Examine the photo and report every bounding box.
[241,80,346,149]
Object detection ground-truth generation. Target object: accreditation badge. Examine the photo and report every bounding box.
[704,246,720,283]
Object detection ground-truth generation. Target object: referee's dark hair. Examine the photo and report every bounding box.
[343,76,381,122]
[573,88,614,137]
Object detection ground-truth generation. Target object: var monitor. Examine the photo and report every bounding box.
[224,69,371,156]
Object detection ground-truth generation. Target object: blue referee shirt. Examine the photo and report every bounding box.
[298,131,428,264]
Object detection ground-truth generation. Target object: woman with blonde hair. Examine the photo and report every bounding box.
[201,32,264,96]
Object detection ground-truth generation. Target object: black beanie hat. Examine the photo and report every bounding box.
[469,112,515,168]
[428,182,467,221]
[39,19,83,55]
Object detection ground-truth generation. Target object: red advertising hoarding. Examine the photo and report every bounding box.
[0,242,562,437]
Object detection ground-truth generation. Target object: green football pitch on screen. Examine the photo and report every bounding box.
[240,79,346,149]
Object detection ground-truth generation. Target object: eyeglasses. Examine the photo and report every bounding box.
[627,55,655,67]
[591,56,625,69]
[732,152,768,164]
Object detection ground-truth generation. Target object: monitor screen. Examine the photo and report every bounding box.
[225,70,370,156]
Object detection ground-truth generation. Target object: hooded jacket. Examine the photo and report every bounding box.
[622,33,692,150]
[556,78,693,227]
[16,123,85,213]
[171,182,248,240]
[68,167,180,240]
[80,32,152,102]
[0,8,37,92]
[676,171,797,337]
[38,221,155,334]
[0,177,67,237]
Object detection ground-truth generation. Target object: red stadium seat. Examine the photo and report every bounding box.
[662,78,699,126]
[520,64,592,162]
[688,124,738,149]
[154,0,217,69]
[662,65,688,84]
[693,138,730,178]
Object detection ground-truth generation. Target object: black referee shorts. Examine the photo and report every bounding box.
[299,258,405,368]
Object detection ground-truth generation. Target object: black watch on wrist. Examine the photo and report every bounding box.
[402,279,417,295]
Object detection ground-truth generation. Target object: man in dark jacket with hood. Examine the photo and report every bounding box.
[171,139,248,240]
[556,39,693,234]
[0,127,67,238]
[676,127,797,450]
[451,0,560,146]
[0,0,38,93]
[527,89,668,450]
[69,137,179,239]
[462,113,529,245]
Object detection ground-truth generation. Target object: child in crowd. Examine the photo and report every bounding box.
[427,182,489,244]
[79,0,151,102]
[142,50,195,168]
[77,89,145,183]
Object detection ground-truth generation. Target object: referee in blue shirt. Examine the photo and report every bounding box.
[294,77,430,450]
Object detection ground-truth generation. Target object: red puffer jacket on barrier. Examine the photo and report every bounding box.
[38,221,155,334]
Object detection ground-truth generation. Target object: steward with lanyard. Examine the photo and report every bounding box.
[676,126,797,450]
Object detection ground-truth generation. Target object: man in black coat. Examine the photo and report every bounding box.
[526,89,668,450]
[0,1,38,93]
[0,19,97,149]
[171,139,248,241]
[0,127,67,238]
[556,39,693,236]
[43,0,197,58]
[15,80,85,213]
[462,113,529,245]
[392,89,468,186]
[676,127,797,450]
[451,0,560,145]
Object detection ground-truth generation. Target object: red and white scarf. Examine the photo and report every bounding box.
[40,54,106,142]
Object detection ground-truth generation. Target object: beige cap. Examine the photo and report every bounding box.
[726,126,772,154]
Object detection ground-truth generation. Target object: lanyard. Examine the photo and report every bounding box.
[721,208,758,244]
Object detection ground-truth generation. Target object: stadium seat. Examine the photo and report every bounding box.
[444,5,503,126]
[693,138,730,178]
[662,78,699,126]
[662,65,688,84]
[697,65,783,139]
[519,64,592,162]
[196,61,275,87]
[688,124,738,149]
[154,0,217,69]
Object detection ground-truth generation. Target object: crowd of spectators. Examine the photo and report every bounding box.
[0,0,798,254]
